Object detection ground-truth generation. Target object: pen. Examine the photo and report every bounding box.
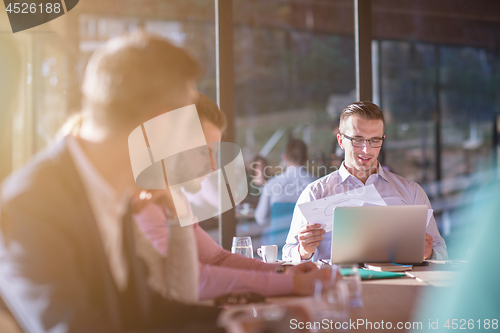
[319,259,331,266]
[404,272,427,284]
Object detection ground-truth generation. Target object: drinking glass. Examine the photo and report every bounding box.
[340,264,363,308]
[311,266,350,331]
[231,236,254,258]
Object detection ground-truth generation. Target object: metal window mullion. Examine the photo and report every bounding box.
[215,0,236,251]
[355,0,372,102]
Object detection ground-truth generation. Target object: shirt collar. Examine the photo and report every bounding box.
[67,135,115,201]
[338,162,352,184]
[66,135,131,209]
[338,161,389,184]
[377,162,390,183]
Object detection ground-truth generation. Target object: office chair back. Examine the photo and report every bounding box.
[261,202,296,260]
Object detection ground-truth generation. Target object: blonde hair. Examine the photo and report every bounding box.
[339,101,385,134]
[82,31,201,128]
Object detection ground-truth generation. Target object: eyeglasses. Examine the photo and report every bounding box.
[341,133,385,148]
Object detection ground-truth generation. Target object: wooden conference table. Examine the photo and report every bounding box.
[218,260,462,332]
[0,261,461,333]
[345,261,461,329]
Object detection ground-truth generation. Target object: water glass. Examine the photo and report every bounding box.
[340,264,363,308]
[231,236,254,258]
[310,266,350,332]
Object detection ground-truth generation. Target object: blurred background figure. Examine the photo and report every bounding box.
[255,139,315,226]
[329,120,344,169]
[255,139,316,257]
[247,155,271,200]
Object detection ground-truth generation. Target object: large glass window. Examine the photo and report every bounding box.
[0,0,219,236]
[233,0,356,255]
[234,0,355,167]
[372,0,500,257]
[2,0,500,257]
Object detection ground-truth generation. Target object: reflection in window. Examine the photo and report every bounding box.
[233,0,355,254]
[372,1,500,258]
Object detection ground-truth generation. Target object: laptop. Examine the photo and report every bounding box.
[330,205,428,264]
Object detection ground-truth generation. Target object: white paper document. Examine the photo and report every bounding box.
[298,184,435,232]
[298,184,387,232]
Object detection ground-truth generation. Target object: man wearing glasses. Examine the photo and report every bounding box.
[283,101,447,262]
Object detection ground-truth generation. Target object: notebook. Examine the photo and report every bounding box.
[364,263,413,272]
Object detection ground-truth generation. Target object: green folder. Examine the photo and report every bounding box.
[340,268,405,280]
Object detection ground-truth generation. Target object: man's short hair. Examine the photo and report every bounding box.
[195,94,227,131]
[339,101,385,134]
[82,31,201,128]
[285,139,308,166]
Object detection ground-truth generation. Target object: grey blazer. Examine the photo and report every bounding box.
[0,138,222,333]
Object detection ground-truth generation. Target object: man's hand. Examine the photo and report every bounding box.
[424,233,433,259]
[298,224,325,260]
[283,262,318,275]
[292,267,332,296]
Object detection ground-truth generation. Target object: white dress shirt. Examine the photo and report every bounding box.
[283,162,448,262]
[68,136,200,302]
[255,166,317,225]
[67,136,130,291]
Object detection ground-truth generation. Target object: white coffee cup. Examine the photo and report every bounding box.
[257,245,278,263]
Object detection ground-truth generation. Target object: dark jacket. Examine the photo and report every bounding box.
[0,138,222,333]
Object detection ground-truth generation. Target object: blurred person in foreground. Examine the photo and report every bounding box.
[134,94,331,300]
[0,35,23,333]
[283,101,447,262]
[0,31,223,333]
[412,179,500,332]
[254,139,316,226]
